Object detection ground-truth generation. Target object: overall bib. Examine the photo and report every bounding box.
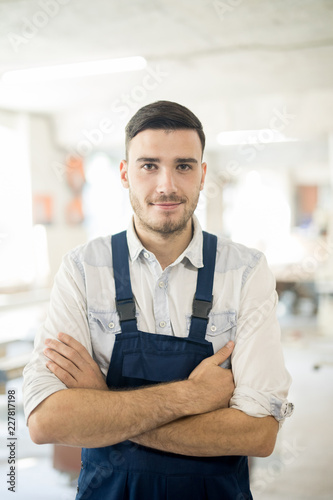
[76,231,252,500]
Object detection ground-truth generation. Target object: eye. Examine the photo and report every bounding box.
[177,164,192,171]
[142,164,157,171]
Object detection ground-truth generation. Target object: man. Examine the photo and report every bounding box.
[23,100,293,500]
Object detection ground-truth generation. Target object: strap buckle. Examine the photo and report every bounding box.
[116,299,136,322]
[192,298,213,320]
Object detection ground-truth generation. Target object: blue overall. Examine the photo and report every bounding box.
[76,231,252,500]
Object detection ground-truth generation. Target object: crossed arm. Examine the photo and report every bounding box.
[28,332,278,457]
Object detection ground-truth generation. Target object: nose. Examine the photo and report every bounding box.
[156,168,177,195]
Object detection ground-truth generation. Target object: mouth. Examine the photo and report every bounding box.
[150,202,183,210]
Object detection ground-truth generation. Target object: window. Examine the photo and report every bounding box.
[0,114,49,290]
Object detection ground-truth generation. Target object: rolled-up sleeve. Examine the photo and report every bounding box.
[23,250,92,424]
[229,254,294,425]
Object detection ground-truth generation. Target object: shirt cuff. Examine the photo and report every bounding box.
[230,386,294,424]
[23,379,67,425]
[271,396,294,421]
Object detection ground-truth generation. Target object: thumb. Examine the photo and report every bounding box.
[210,341,234,365]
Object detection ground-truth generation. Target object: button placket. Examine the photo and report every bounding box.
[154,271,171,334]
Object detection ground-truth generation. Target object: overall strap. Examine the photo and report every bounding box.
[188,231,218,340]
[111,231,138,334]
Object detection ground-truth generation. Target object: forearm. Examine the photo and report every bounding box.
[28,337,236,448]
[131,408,279,457]
[28,380,209,448]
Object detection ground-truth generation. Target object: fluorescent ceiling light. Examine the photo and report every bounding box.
[217,129,297,146]
[1,56,147,84]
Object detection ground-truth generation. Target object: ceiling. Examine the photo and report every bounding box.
[0,0,333,151]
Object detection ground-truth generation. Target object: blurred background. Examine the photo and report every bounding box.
[0,0,333,498]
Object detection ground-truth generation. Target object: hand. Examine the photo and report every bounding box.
[187,341,235,413]
[44,332,108,391]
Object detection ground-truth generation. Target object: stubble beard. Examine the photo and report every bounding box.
[129,189,200,238]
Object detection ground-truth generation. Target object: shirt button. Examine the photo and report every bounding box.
[210,325,217,332]
[143,252,149,259]
[159,321,166,328]
[158,281,165,288]
[108,322,114,329]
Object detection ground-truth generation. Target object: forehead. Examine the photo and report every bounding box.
[127,129,202,161]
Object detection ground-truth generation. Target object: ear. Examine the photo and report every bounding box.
[200,162,207,191]
[120,160,129,188]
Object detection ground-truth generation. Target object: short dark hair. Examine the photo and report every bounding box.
[125,100,205,160]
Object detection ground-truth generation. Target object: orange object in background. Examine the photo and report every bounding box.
[66,196,84,224]
[33,194,54,224]
[296,185,318,226]
[65,155,85,224]
[66,155,85,194]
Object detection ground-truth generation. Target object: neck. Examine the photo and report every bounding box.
[133,217,194,270]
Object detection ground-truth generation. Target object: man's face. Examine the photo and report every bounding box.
[120,129,207,237]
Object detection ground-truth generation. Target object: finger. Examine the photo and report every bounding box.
[45,338,82,369]
[46,360,77,388]
[44,347,80,378]
[210,341,234,366]
[57,332,93,364]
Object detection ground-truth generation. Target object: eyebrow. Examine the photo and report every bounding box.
[135,157,199,164]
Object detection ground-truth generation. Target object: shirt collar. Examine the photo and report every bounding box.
[126,214,204,269]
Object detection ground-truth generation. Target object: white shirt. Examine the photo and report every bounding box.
[23,215,293,424]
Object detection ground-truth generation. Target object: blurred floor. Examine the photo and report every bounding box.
[0,314,332,499]
[0,393,78,500]
[251,316,333,499]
